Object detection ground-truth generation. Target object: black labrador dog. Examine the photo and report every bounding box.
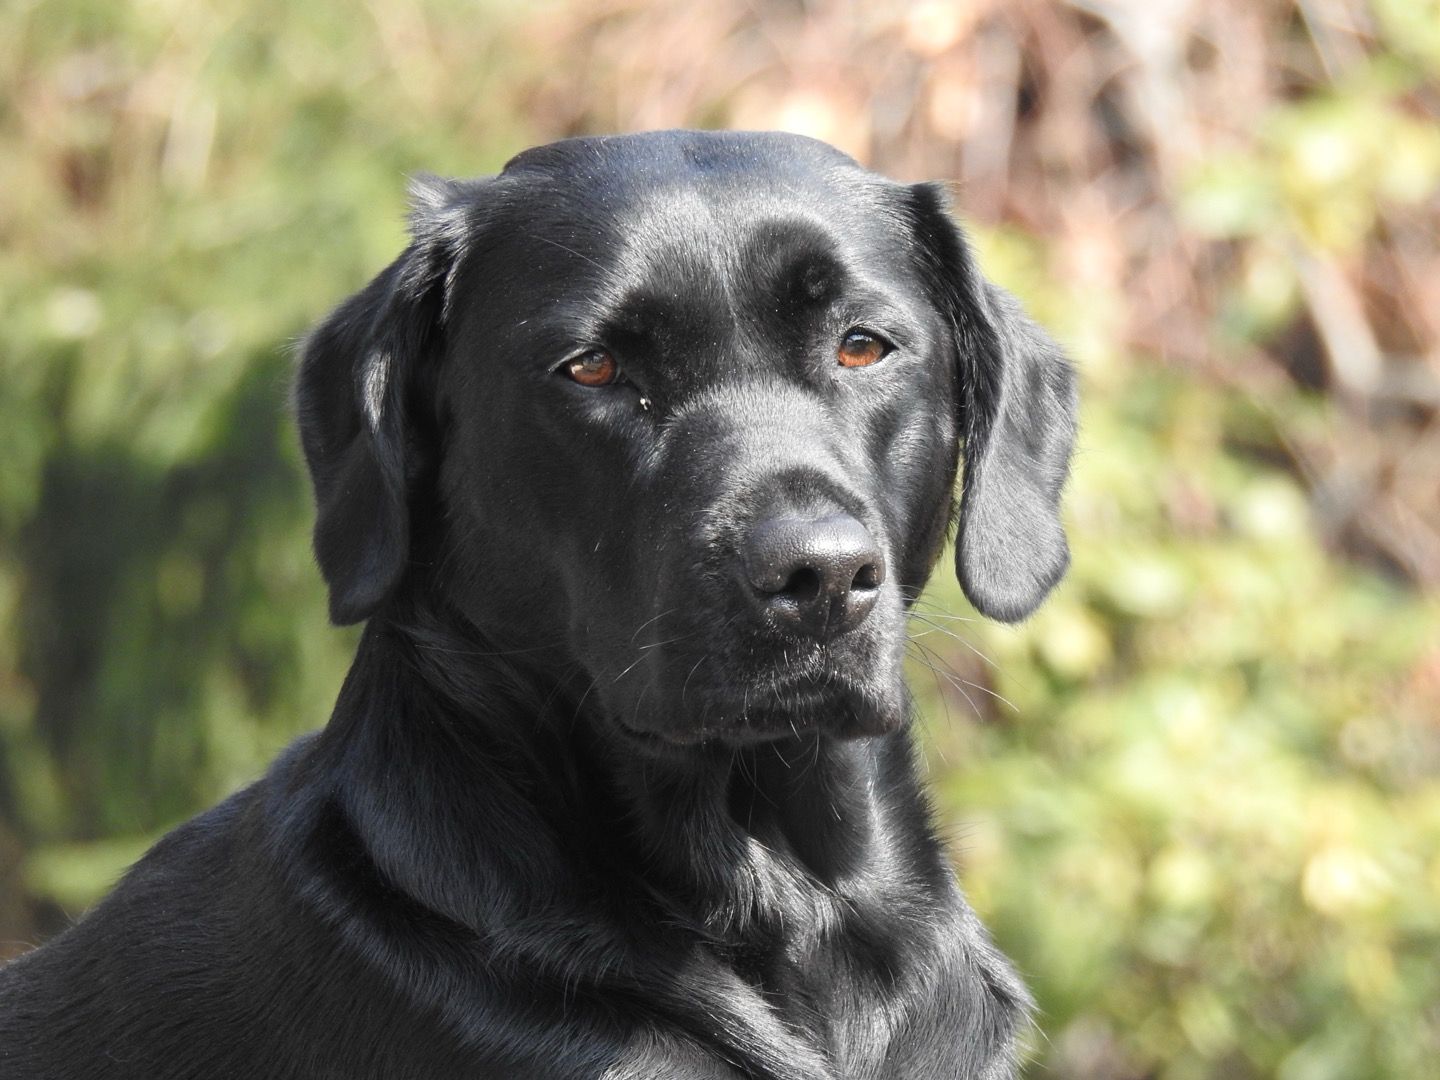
[0,130,1075,1079]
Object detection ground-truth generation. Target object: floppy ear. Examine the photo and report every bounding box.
[295,175,474,625]
[907,183,1078,623]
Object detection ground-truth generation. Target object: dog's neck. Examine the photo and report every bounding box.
[301,601,938,949]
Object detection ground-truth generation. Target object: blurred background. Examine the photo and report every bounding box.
[2,0,1438,1075]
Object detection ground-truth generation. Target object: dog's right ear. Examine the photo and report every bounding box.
[295,175,475,625]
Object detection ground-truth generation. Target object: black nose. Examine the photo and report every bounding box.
[742,513,885,639]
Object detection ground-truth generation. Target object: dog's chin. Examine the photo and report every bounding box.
[612,667,909,751]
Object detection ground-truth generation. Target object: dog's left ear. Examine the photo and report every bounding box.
[906,183,1078,623]
[295,175,475,625]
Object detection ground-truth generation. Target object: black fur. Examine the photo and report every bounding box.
[0,130,1076,1078]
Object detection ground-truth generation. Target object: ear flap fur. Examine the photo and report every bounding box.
[907,183,1078,623]
[295,175,473,625]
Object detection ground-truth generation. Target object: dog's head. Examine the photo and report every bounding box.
[297,130,1075,746]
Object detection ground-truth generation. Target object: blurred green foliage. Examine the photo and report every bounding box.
[1,2,1437,1078]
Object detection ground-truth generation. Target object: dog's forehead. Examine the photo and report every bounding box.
[470,132,917,337]
[495,130,902,262]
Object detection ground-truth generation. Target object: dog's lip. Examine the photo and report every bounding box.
[612,667,893,748]
[610,716,695,749]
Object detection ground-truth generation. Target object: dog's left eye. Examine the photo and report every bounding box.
[564,350,621,387]
[837,330,891,368]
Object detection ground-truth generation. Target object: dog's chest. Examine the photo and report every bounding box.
[617,901,984,1080]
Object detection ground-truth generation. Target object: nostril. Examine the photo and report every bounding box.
[851,562,881,591]
[778,566,822,602]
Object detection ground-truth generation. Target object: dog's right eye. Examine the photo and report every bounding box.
[837,330,891,368]
[564,350,621,387]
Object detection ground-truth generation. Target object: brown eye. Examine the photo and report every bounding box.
[565,350,620,387]
[837,330,889,368]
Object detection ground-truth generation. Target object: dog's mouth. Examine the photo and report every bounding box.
[696,673,906,743]
[606,645,909,749]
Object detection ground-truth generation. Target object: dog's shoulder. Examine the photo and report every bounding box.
[0,787,266,1077]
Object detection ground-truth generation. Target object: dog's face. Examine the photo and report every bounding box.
[297,131,1075,747]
